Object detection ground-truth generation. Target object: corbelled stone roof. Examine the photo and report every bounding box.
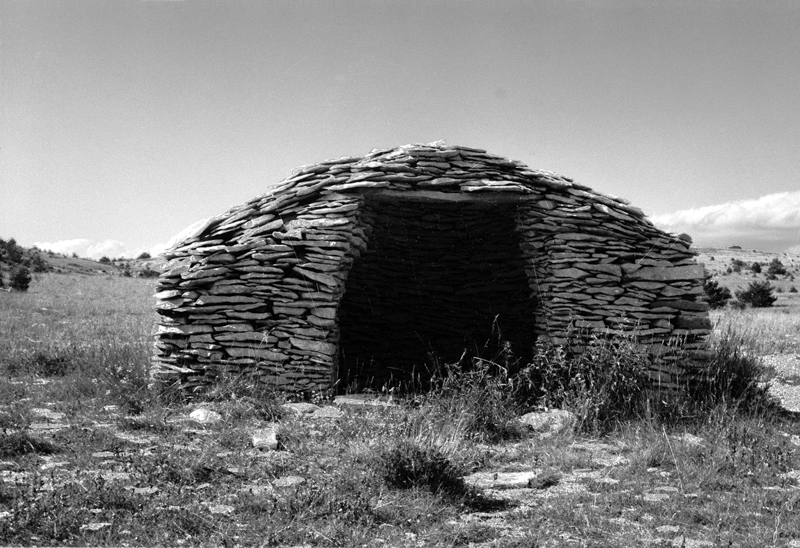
[165,141,648,259]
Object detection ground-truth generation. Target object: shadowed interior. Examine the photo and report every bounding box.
[337,196,538,391]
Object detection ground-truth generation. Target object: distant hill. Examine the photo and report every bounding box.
[694,246,800,306]
[0,237,166,285]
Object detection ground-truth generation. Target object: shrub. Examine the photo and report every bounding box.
[139,267,159,278]
[2,238,23,263]
[730,259,746,273]
[99,256,110,264]
[703,278,732,309]
[790,286,798,293]
[751,262,762,274]
[517,335,649,432]
[9,266,31,292]
[137,252,151,260]
[767,258,787,278]
[378,440,468,497]
[735,280,777,308]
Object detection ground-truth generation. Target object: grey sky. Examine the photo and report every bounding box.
[2,1,799,257]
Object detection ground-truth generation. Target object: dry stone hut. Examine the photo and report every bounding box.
[152,142,711,395]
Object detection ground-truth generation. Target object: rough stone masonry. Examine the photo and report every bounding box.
[152,142,711,394]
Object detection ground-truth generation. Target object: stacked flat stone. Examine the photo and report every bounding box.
[153,142,710,394]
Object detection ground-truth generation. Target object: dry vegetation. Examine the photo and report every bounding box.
[1,269,800,547]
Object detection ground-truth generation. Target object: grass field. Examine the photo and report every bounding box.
[1,272,800,547]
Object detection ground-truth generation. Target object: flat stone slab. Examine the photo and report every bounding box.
[463,470,541,490]
[30,408,67,421]
[29,422,68,432]
[643,492,671,502]
[310,406,343,419]
[282,402,321,415]
[333,395,396,409]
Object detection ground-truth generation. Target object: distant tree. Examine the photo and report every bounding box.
[71,252,79,259]
[735,280,776,308]
[730,259,746,273]
[137,252,151,260]
[9,266,31,292]
[30,253,48,273]
[4,238,23,263]
[139,267,159,278]
[767,258,787,279]
[99,256,111,264]
[729,245,742,249]
[703,278,732,309]
[751,262,762,274]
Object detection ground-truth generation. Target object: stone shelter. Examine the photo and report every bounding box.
[152,142,711,394]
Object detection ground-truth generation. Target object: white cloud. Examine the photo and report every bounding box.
[651,190,800,252]
[33,217,214,262]
[36,238,151,260]
[34,238,93,257]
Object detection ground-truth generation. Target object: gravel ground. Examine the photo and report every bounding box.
[763,353,800,412]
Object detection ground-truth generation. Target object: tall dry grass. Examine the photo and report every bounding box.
[710,308,800,355]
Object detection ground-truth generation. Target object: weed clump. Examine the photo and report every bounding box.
[689,322,777,416]
[515,336,650,432]
[378,440,468,497]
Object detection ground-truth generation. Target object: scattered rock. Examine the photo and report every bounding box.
[670,537,714,547]
[130,486,159,495]
[239,483,274,496]
[654,486,680,493]
[189,408,222,425]
[518,409,576,436]
[81,522,112,532]
[99,471,131,482]
[656,525,680,534]
[30,408,66,422]
[272,475,305,488]
[28,422,68,432]
[594,454,630,467]
[282,402,320,415]
[206,504,235,515]
[463,471,541,490]
[333,395,396,409]
[252,426,279,451]
[643,492,671,503]
[310,406,343,419]
[39,461,69,470]
[672,433,706,448]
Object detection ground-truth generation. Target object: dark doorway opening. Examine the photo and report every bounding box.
[337,194,538,391]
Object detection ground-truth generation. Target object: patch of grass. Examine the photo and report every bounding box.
[0,431,58,458]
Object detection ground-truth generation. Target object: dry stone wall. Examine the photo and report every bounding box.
[152,142,711,394]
